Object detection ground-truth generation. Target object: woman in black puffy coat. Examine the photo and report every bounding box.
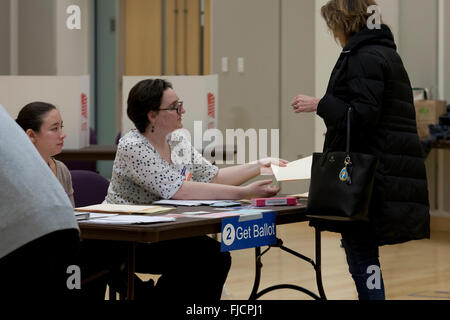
[291,0,430,300]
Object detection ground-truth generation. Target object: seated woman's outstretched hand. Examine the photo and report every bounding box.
[254,158,289,175]
[245,180,280,199]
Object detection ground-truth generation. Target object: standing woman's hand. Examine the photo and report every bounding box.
[290,94,320,113]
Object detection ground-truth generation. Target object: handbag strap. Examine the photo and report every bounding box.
[346,107,352,154]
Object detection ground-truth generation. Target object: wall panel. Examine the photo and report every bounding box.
[0,0,10,75]
[125,0,162,75]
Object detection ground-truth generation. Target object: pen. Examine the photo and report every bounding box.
[181,166,186,176]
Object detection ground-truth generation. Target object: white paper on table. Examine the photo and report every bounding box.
[271,155,312,182]
[180,211,211,215]
[75,203,173,214]
[83,214,175,225]
[152,200,230,206]
[88,213,119,219]
[174,209,271,219]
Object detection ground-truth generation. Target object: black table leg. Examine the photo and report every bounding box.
[127,243,136,300]
[248,230,327,300]
[249,247,262,300]
[314,226,327,300]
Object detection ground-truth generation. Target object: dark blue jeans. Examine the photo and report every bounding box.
[341,230,385,300]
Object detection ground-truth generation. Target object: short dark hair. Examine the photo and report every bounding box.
[16,101,57,132]
[127,79,173,133]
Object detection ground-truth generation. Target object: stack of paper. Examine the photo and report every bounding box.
[152,200,239,207]
[81,214,176,225]
[169,208,271,220]
[74,211,90,221]
[74,204,175,215]
[271,156,312,182]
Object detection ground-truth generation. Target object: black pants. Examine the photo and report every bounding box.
[0,229,80,300]
[341,229,385,300]
[132,236,231,301]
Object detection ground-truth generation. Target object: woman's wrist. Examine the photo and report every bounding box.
[240,185,252,199]
[315,98,321,111]
[250,161,263,176]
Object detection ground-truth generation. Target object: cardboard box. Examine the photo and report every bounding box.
[414,100,447,139]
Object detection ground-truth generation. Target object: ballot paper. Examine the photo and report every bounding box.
[152,200,236,207]
[171,208,272,219]
[179,211,211,216]
[74,203,174,215]
[271,155,312,182]
[74,211,90,221]
[88,212,119,219]
[82,214,175,225]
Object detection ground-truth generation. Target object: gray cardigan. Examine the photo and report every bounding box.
[54,159,75,207]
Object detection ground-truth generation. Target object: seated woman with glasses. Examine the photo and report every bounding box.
[107,79,285,205]
[105,78,286,301]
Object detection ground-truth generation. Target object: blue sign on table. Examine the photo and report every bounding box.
[221,211,277,252]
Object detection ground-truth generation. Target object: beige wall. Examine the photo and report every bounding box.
[0,0,10,75]
[280,0,315,194]
[211,0,281,183]
[211,0,317,193]
[211,0,280,134]
[6,0,89,76]
[18,0,57,75]
[377,0,399,42]
[55,0,90,75]
[399,0,439,98]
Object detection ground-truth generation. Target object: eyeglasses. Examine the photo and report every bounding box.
[159,100,184,114]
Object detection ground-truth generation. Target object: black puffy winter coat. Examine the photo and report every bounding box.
[316,24,430,246]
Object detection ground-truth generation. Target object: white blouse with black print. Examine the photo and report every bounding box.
[105,129,219,205]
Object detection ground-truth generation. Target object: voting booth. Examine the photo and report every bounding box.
[0,76,90,149]
[122,75,218,150]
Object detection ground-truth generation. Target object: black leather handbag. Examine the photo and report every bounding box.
[307,107,378,222]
